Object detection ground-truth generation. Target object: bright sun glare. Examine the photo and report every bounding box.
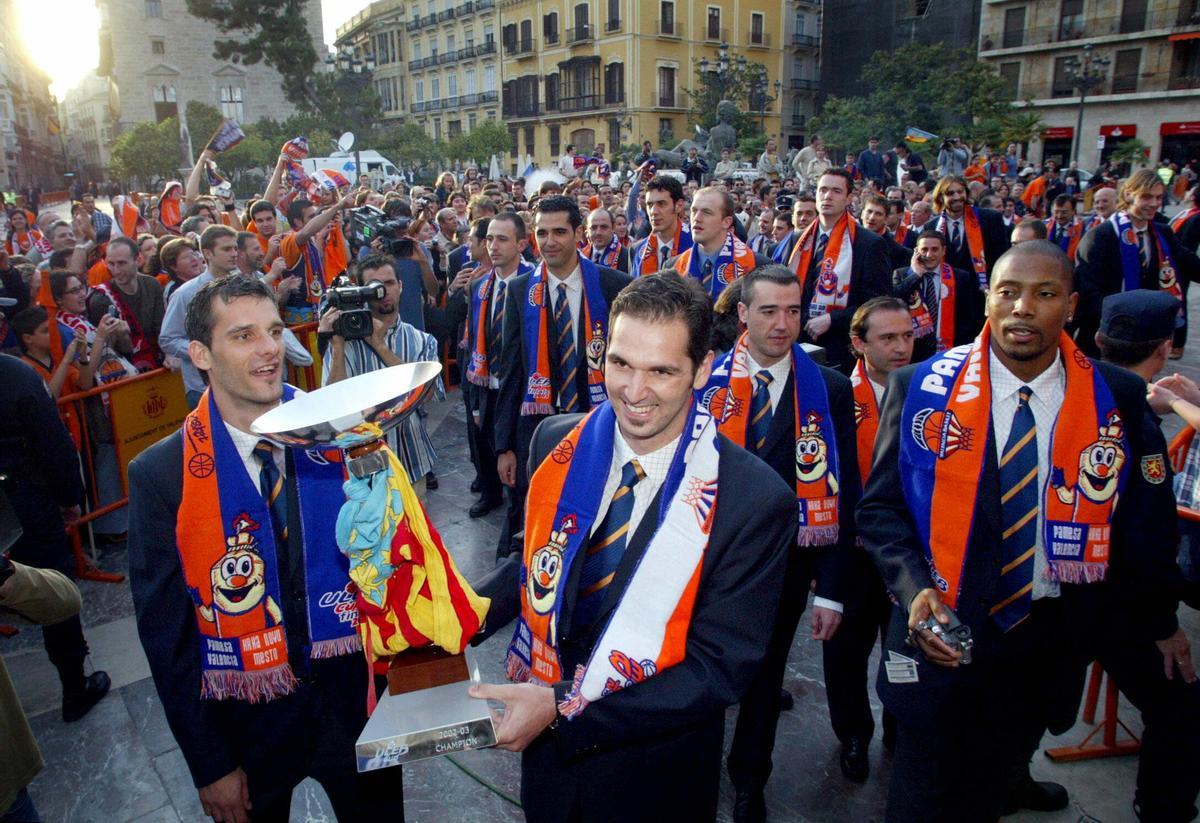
[15,0,101,99]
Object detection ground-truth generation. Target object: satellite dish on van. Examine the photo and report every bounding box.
[337,132,355,153]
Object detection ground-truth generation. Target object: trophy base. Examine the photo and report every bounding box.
[356,650,497,771]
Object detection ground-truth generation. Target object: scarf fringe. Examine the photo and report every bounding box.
[201,666,298,703]
[466,373,492,388]
[798,525,839,548]
[310,634,363,660]
[521,401,556,415]
[557,664,589,720]
[1046,560,1108,584]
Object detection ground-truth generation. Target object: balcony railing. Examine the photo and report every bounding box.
[437,8,455,22]
[704,26,729,43]
[747,32,771,48]
[456,0,474,15]
[413,90,498,114]
[566,24,593,44]
[792,33,818,48]
[657,19,683,38]
[650,90,683,108]
[502,101,542,117]
[605,17,621,32]
[980,9,1200,51]
[1170,74,1200,90]
[560,94,601,112]
[792,113,807,128]
[505,38,536,57]
[790,78,819,91]
[546,31,560,45]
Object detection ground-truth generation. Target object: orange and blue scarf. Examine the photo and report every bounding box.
[897,264,957,354]
[466,261,533,387]
[1112,212,1183,320]
[634,222,693,275]
[520,254,610,415]
[582,236,622,269]
[699,333,840,546]
[936,207,988,289]
[672,232,757,299]
[177,387,357,702]
[507,400,719,718]
[850,358,880,488]
[899,329,1128,608]
[1046,218,1083,259]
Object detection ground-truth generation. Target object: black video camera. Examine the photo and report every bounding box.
[349,205,415,258]
[325,278,385,340]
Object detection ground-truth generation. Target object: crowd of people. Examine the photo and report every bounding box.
[2,131,1200,823]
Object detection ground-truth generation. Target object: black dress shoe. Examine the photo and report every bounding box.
[470,478,482,493]
[63,671,111,722]
[1003,778,1069,815]
[469,496,503,518]
[778,688,794,712]
[839,737,870,782]
[732,789,767,823]
[425,472,439,490]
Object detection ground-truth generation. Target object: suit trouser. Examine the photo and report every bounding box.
[216,661,399,822]
[884,593,1200,823]
[472,387,503,503]
[823,550,894,745]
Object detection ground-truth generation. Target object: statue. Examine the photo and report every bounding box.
[654,99,740,170]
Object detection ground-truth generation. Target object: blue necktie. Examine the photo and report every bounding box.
[748,369,774,454]
[992,386,1038,631]
[253,440,288,550]
[701,259,714,293]
[576,459,645,629]
[487,278,506,373]
[554,283,579,412]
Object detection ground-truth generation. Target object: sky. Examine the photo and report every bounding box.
[14,0,366,99]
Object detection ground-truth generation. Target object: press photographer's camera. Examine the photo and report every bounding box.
[325,279,385,340]
[348,205,415,257]
[911,607,974,664]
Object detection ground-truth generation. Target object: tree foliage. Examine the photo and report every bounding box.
[109,120,186,187]
[1109,138,1150,169]
[185,0,320,109]
[445,122,511,167]
[376,123,448,169]
[684,58,772,138]
[810,44,1043,156]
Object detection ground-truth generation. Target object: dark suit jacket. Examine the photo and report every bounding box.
[942,207,1010,284]
[799,227,891,372]
[858,358,1182,728]
[1177,210,1200,254]
[890,265,986,364]
[494,263,631,475]
[754,367,861,609]
[879,231,912,271]
[475,413,794,817]
[126,432,369,789]
[447,245,471,281]
[1074,219,1200,356]
[583,246,631,275]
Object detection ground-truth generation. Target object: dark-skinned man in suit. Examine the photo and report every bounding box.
[494,196,631,556]
[713,265,862,820]
[859,241,1200,823]
[470,274,794,821]
[786,168,891,374]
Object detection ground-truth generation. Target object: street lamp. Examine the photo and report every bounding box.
[751,76,780,135]
[325,46,376,179]
[698,41,746,102]
[1064,43,1110,167]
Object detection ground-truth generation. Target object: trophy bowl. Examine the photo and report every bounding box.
[250,361,442,451]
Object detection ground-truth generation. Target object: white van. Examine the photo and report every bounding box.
[301,151,403,188]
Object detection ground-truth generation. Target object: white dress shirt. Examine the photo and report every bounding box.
[989,349,1065,600]
[591,426,678,541]
[546,262,583,331]
[745,351,843,613]
[224,419,285,490]
[870,377,886,403]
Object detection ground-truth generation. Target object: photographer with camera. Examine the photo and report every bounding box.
[319,254,443,498]
[937,138,969,179]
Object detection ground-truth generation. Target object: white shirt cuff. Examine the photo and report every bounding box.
[813,597,843,614]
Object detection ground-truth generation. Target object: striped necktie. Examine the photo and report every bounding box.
[748,369,774,454]
[701,259,714,293]
[950,220,961,249]
[576,459,645,629]
[991,386,1037,631]
[487,278,506,373]
[553,283,579,412]
[659,243,671,269]
[253,440,288,548]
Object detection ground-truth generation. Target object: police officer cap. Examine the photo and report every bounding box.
[1099,289,1180,343]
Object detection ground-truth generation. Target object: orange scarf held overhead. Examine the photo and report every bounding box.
[850,358,880,487]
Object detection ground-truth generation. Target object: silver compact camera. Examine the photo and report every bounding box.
[912,608,974,665]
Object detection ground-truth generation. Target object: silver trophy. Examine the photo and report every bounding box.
[252,362,497,771]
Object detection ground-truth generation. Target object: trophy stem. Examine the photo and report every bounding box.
[346,440,389,479]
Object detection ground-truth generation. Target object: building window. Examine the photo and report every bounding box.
[1002,7,1025,49]
[431,76,441,99]
[220,86,244,120]
[415,79,425,102]
[485,65,496,91]
[659,117,673,139]
[434,119,442,140]
[607,0,620,30]
[706,7,721,40]
[145,0,162,17]
[466,68,477,95]
[509,127,519,156]
[465,29,475,47]
[657,66,676,107]
[604,62,624,104]
[468,112,477,130]
[447,34,456,54]
[151,39,165,56]
[485,24,495,44]
[544,12,559,44]
[549,124,561,156]
[1051,56,1075,98]
[449,73,458,97]
[503,23,516,49]
[430,37,438,58]
[1112,48,1141,93]
[449,120,462,139]
[750,13,764,45]
[546,74,560,110]
[152,85,177,122]
[520,19,533,49]
[608,118,620,152]
[998,62,1020,98]
[524,126,535,155]
[660,0,675,35]
[1059,0,1084,40]
[574,3,589,34]
[412,41,422,61]
[1121,0,1148,34]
